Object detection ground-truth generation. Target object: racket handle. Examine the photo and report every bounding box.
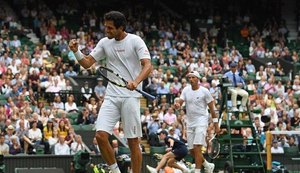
[135,89,156,100]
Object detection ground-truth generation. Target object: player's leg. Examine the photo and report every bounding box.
[121,97,142,173]
[95,96,122,173]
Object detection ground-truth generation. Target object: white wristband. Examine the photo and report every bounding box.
[212,118,218,123]
[74,49,84,61]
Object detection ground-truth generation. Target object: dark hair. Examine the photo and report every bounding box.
[104,11,127,30]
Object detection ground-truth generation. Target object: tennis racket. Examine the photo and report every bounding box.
[98,66,156,100]
[208,111,225,159]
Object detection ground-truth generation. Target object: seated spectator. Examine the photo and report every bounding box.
[94,78,106,101]
[9,135,21,155]
[76,108,91,125]
[87,97,97,112]
[89,108,98,124]
[81,81,92,102]
[57,120,69,139]
[46,79,62,93]
[65,95,78,113]
[89,137,100,155]
[271,140,284,153]
[54,135,70,155]
[48,128,59,152]
[70,134,86,155]
[27,121,43,146]
[53,95,64,111]
[29,112,44,132]
[223,62,249,112]
[5,125,20,146]
[147,113,161,136]
[43,120,55,142]
[0,134,9,155]
[163,107,177,126]
[64,66,77,77]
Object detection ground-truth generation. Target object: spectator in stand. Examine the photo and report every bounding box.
[245,59,256,74]
[70,134,86,155]
[57,119,69,139]
[53,95,64,111]
[4,125,20,146]
[0,134,9,155]
[89,137,101,155]
[54,135,70,155]
[9,135,21,155]
[157,81,169,95]
[211,58,222,74]
[48,128,59,152]
[264,78,276,95]
[81,81,93,102]
[64,66,77,77]
[26,121,43,150]
[76,108,90,125]
[46,79,62,93]
[94,78,106,101]
[163,107,177,126]
[271,140,284,153]
[64,95,78,113]
[10,35,21,48]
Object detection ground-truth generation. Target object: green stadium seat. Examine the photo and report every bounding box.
[81,124,95,131]
[150,146,166,155]
[72,125,82,131]
[283,146,299,156]
[118,146,131,155]
[67,112,79,120]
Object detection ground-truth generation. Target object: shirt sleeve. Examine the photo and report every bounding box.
[90,38,106,61]
[134,36,151,60]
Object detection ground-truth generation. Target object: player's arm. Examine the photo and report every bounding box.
[208,100,220,134]
[76,55,96,69]
[135,58,152,85]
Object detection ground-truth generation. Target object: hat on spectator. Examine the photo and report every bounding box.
[230,61,238,67]
[47,119,53,123]
[187,71,201,79]
[7,125,14,131]
[267,62,272,66]
[97,78,103,81]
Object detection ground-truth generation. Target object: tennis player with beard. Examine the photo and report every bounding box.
[174,71,220,173]
[69,11,152,173]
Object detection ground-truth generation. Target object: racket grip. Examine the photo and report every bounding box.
[136,89,156,100]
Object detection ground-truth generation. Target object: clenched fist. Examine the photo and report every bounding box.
[69,39,79,52]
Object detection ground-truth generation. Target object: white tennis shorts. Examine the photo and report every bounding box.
[95,96,142,138]
[186,126,208,149]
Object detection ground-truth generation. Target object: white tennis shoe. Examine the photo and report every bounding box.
[146,165,157,173]
[204,162,215,173]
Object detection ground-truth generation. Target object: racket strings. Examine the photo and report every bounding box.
[101,69,127,87]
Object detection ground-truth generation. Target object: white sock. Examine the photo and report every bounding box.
[195,169,201,173]
[203,159,209,167]
[109,163,121,173]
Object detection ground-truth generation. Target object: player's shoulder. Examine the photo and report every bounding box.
[126,33,143,41]
[199,86,210,93]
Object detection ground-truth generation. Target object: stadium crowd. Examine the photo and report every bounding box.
[0,0,299,157]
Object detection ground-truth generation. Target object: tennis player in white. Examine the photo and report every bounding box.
[69,11,152,173]
[174,71,220,173]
